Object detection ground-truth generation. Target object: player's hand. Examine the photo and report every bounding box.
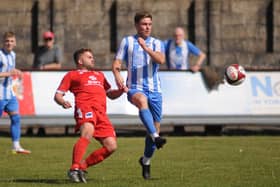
[118,83,128,93]
[115,75,126,90]
[190,64,201,73]
[122,86,129,93]
[137,37,147,51]
[62,101,72,109]
[10,68,22,78]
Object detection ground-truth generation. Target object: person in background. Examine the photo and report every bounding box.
[165,26,206,72]
[0,31,31,154]
[54,48,125,183]
[112,11,166,180]
[33,31,62,70]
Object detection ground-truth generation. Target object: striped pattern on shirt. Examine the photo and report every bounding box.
[115,35,164,92]
[0,49,16,99]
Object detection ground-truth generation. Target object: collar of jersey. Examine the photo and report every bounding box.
[134,34,151,42]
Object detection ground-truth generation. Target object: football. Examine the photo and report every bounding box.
[225,64,246,86]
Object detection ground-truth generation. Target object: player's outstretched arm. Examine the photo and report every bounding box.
[112,59,128,90]
[107,88,127,100]
[54,92,72,109]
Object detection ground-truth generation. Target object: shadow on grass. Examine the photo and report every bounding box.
[0,178,70,184]
[0,178,160,185]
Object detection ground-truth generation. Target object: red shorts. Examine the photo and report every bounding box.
[74,105,116,138]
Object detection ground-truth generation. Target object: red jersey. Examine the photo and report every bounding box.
[57,70,111,112]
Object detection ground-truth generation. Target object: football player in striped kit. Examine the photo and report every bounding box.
[112,11,167,179]
[0,31,31,154]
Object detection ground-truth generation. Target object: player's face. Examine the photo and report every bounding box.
[3,36,16,52]
[174,28,185,45]
[135,17,152,39]
[80,51,95,70]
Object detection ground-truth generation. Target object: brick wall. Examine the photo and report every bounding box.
[0,0,278,70]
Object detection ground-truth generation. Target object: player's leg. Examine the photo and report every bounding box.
[139,134,155,179]
[9,112,20,145]
[128,90,159,139]
[139,92,166,179]
[148,92,166,149]
[6,97,30,154]
[83,136,117,168]
[68,122,93,183]
[142,122,160,163]
[77,136,116,184]
[71,122,92,170]
[0,100,4,117]
[81,112,117,169]
[77,112,117,183]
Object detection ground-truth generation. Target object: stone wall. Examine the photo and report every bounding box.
[0,0,279,70]
[0,0,33,68]
[209,0,280,70]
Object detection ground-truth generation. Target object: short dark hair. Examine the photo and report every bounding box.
[134,11,152,24]
[73,48,92,64]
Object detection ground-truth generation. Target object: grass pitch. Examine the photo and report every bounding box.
[0,136,279,187]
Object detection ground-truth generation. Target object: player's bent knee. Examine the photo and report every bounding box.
[131,94,148,109]
[108,143,117,153]
[105,139,117,153]
[80,122,94,139]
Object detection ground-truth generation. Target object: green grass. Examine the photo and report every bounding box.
[0,136,279,187]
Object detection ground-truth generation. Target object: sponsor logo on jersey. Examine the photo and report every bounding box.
[86,75,102,87]
[89,75,97,81]
[85,112,93,118]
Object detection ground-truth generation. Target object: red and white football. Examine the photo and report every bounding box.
[225,64,246,86]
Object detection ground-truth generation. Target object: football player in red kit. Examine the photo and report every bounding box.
[54,48,125,183]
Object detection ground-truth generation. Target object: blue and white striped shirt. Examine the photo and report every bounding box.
[0,49,16,100]
[115,35,164,92]
[165,39,201,70]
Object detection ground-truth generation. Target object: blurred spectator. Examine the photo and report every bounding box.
[32,31,62,70]
[164,27,206,72]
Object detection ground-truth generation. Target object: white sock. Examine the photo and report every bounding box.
[142,156,151,165]
[150,133,159,141]
[13,141,21,149]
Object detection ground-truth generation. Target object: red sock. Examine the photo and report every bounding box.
[85,147,111,167]
[71,137,90,170]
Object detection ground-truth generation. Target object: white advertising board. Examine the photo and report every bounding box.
[161,71,280,115]
[30,71,280,116]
